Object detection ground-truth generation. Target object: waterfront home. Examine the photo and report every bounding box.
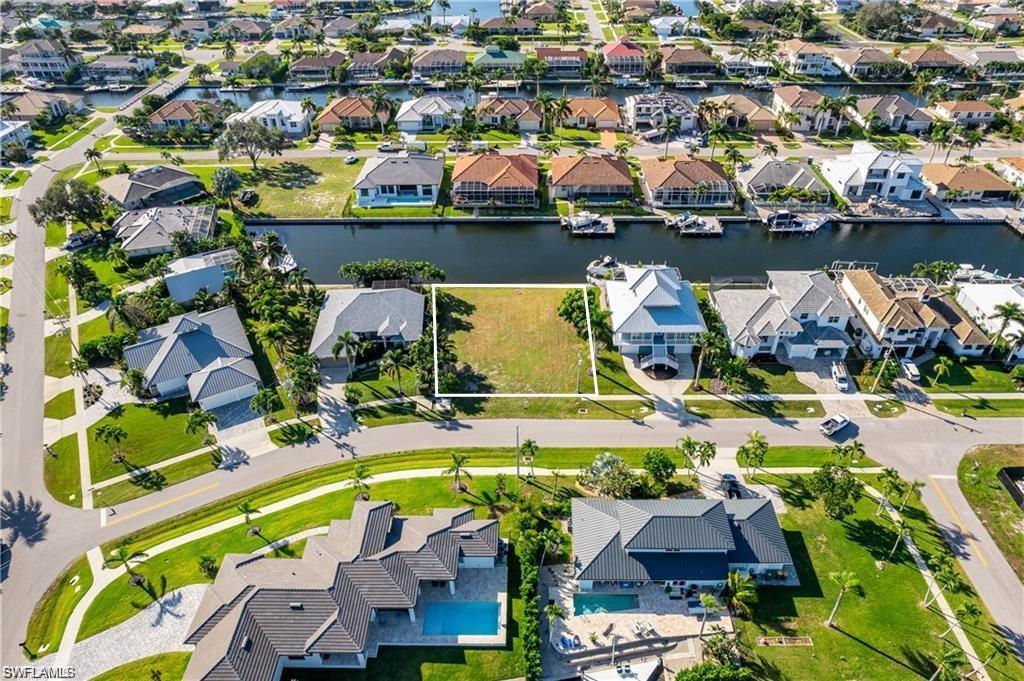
[778,39,838,77]
[735,158,831,208]
[175,19,217,41]
[549,155,633,201]
[164,247,238,303]
[226,99,312,137]
[921,164,1016,202]
[147,99,223,133]
[1005,95,1024,123]
[475,97,542,132]
[218,60,241,77]
[1000,157,1024,187]
[915,12,965,38]
[929,100,997,128]
[349,47,408,80]
[353,152,444,207]
[1,91,84,122]
[832,47,903,80]
[98,165,206,209]
[847,95,932,134]
[535,47,588,77]
[314,97,380,133]
[572,497,792,587]
[112,204,217,257]
[124,306,261,408]
[898,47,964,74]
[960,48,1024,78]
[270,0,307,13]
[432,15,472,35]
[772,86,846,134]
[480,17,537,34]
[969,6,1022,33]
[837,269,990,358]
[639,158,734,209]
[272,15,321,39]
[524,0,557,21]
[718,52,773,76]
[289,51,347,81]
[565,97,622,130]
[660,46,718,76]
[123,23,167,39]
[956,282,1024,360]
[379,18,416,36]
[183,501,502,679]
[83,55,155,83]
[605,265,707,367]
[711,271,853,360]
[451,153,539,208]
[623,92,698,132]
[411,48,467,77]
[8,38,82,82]
[702,94,776,132]
[395,96,463,133]
[324,15,357,37]
[0,120,31,147]
[472,44,527,73]
[650,16,702,40]
[820,142,926,202]
[603,38,646,77]
[310,289,425,364]
[214,18,270,41]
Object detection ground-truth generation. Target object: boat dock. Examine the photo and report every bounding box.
[570,217,617,238]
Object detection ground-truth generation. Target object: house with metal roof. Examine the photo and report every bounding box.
[710,270,854,360]
[112,204,217,257]
[98,165,206,210]
[394,96,463,133]
[353,152,444,207]
[164,247,239,303]
[183,501,503,680]
[310,287,425,367]
[571,498,794,589]
[605,265,706,372]
[735,158,831,208]
[123,306,261,409]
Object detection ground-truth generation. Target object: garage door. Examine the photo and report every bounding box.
[199,383,259,411]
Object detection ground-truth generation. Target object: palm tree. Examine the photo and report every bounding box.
[544,602,565,629]
[222,38,236,61]
[369,87,394,138]
[707,120,726,159]
[927,646,966,681]
[662,116,681,160]
[520,438,538,478]
[826,571,859,627]
[184,408,218,437]
[759,141,778,158]
[249,387,280,422]
[351,463,371,500]
[300,96,319,120]
[928,122,951,163]
[538,526,562,566]
[898,479,926,513]
[990,301,1024,340]
[237,500,261,529]
[697,593,719,638]
[676,436,698,477]
[331,330,362,371]
[876,467,902,516]
[812,95,834,136]
[84,147,103,172]
[380,348,407,394]
[977,639,1010,674]
[69,356,90,385]
[940,602,980,638]
[724,570,757,618]
[931,356,955,387]
[551,97,571,146]
[104,538,148,584]
[95,423,128,464]
[738,430,768,475]
[536,91,554,133]
[444,451,472,491]
[723,144,744,167]
[887,517,910,560]
[695,441,717,477]
[924,562,961,607]
[439,0,451,25]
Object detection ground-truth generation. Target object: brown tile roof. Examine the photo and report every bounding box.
[934,99,996,114]
[640,158,730,189]
[705,94,776,123]
[476,97,542,122]
[350,47,408,68]
[841,270,934,330]
[314,97,376,124]
[147,99,222,125]
[899,48,963,67]
[772,85,824,108]
[1002,157,1024,173]
[660,47,716,67]
[921,164,1015,192]
[783,39,827,55]
[603,38,645,58]
[291,51,346,70]
[833,47,898,66]
[412,48,467,65]
[550,155,632,187]
[452,152,539,189]
[567,97,621,124]
[535,47,588,62]
[480,17,537,29]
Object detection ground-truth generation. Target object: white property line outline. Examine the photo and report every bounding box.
[431,283,601,399]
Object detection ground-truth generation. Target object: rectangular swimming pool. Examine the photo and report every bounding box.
[423,601,501,636]
[573,593,639,616]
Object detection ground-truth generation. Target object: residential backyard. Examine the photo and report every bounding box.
[441,287,595,394]
[957,445,1024,581]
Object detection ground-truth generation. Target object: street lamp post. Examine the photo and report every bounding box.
[575,355,584,393]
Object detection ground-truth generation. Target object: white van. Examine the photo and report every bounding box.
[831,361,850,392]
[406,140,427,152]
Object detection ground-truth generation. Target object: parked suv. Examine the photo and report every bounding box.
[720,473,742,499]
[900,359,921,383]
[831,361,850,392]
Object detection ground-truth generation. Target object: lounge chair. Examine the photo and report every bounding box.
[640,620,656,635]
[624,663,632,676]
[631,623,644,637]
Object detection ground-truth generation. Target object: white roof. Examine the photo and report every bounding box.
[606,265,706,335]
[957,282,1024,337]
[226,99,308,125]
[395,96,463,123]
[823,141,921,187]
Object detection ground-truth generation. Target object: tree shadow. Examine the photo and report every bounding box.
[1,490,51,546]
[435,290,476,334]
[834,625,931,677]
[843,516,910,565]
[124,464,169,492]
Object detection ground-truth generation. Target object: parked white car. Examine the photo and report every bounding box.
[819,413,851,437]
[900,359,921,383]
[831,361,850,392]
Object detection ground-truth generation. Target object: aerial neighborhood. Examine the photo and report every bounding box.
[1,0,1024,680]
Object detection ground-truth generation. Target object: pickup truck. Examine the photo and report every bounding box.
[819,413,851,437]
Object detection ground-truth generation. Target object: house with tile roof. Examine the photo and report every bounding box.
[475,97,543,132]
[921,164,1016,202]
[123,306,260,408]
[524,0,558,21]
[310,288,425,365]
[353,152,444,207]
[272,15,322,39]
[571,498,793,588]
[735,158,831,208]
[98,165,206,209]
[289,51,346,81]
[314,97,381,133]
[999,157,1024,188]
[411,48,467,77]
[605,265,707,368]
[961,48,1024,77]
[930,100,997,128]
[1,91,85,122]
[324,15,357,37]
[771,85,845,133]
[832,47,904,80]
[603,37,646,76]
[565,97,622,129]
[898,47,964,74]
[702,94,776,132]
[660,46,718,76]
[479,17,537,34]
[348,47,409,80]
[184,501,503,679]
[639,158,734,208]
[215,18,271,41]
[451,153,539,208]
[914,12,965,38]
[147,99,223,133]
[837,269,991,358]
[710,271,853,360]
[778,39,838,77]
[535,47,588,77]
[112,204,217,257]
[549,155,633,201]
[847,95,932,134]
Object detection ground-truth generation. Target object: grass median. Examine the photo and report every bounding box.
[22,554,92,660]
[957,445,1024,581]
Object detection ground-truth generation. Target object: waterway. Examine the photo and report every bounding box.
[259,220,1024,284]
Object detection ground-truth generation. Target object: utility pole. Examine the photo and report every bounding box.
[515,424,520,481]
[870,343,895,394]
[575,354,584,393]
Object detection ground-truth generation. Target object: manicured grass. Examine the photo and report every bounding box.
[91,653,192,681]
[44,389,76,419]
[43,434,82,508]
[0,196,13,222]
[43,332,72,378]
[78,314,123,345]
[353,397,656,427]
[44,256,70,318]
[229,1,270,14]
[958,445,1024,581]
[687,362,815,395]
[345,364,420,403]
[87,399,208,482]
[0,168,29,189]
[44,221,67,248]
[594,348,648,396]
[269,420,319,447]
[934,398,1024,418]
[23,554,92,659]
[77,244,150,291]
[919,359,1016,394]
[35,116,103,151]
[762,445,879,468]
[686,399,825,419]
[867,398,907,418]
[443,287,592,394]
[93,449,222,508]
[0,306,9,350]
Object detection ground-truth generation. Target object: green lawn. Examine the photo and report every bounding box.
[77,244,150,291]
[44,332,72,378]
[353,397,656,427]
[86,399,209,482]
[345,364,420,403]
[33,116,103,151]
[93,449,222,508]
[229,1,270,14]
[762,445,879,468]
[868,398,907,418]
[737,473,1022,681]
[44,221,67,248]
[920,359,1016,394]
[43,434,82,508]
[44,257,70,318]
[0,197,13,222]
[686,399,825,419]
[687,362,815,394]
[44,389,76,419]
[78,314,122,345]
[23,554,92,659]
[594,348,648,396]
[0,169,29,189]
[958,445,1024,582]
[443,287,592,394]
[0,306,9,350]
[934,398,1024,418]
[92,653,191,681]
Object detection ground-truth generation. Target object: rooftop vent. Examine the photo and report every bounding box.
[241,636,252,651]
[289,602,304,610]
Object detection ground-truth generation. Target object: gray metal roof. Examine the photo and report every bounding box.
[187,357,260,402]
[112,204,215,254]
[736,158,829,198]
[768,270,852,319]
[353,153,444,189]
[309,287,425,358]
[606,265,706,336]
[97,165,204,207]
[723,499,794,565]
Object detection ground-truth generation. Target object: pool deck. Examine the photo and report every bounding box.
[363,563,509,660]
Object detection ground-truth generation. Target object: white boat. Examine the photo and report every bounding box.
[742,76,771,90]
[673,78,707,89]
[666,213,723,236]
[108,83,133,92]
[612,76,646,88]
[764,211,826,233]
[84,84,108,93]
[22,77,53,90]
[285,81,326,91]
[562,211,602,229]
[586,255,625,280]
[561,211,616,237]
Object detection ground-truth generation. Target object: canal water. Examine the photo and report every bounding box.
[261,221,1024,284]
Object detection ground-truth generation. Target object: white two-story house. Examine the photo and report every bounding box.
[225,99,312,137]
[779,40,839,77]
[821,142,926,202]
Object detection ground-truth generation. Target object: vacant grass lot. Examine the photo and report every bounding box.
[687,399,825,419]
[687,362,815,394]
[920,359,1016,394]
[92,653,192,681]
[958,445,1024,581]
[23,554,92,659]
[87,399,207,482]
[443,287,593,394]
[43,434,82,508]
[44,389,76,420]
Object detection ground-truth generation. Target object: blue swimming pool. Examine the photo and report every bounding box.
[573,593,639,616]
[423,601,501,635]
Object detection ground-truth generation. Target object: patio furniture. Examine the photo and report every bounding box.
[631,623,644,637]
[640,620,656,635]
